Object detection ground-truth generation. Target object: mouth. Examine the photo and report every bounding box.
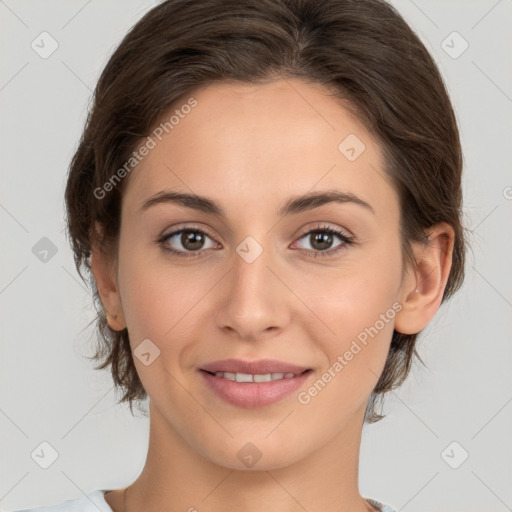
[198,359,314,408]
[199,358,312,376]
[200,368,312,382]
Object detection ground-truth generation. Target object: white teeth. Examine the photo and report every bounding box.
[235,372,253,383]
[212,371,299,382]
[253,373,272,382]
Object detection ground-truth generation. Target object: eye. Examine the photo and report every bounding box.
[157,224,354,259]
[293,224,354,258]
[158,227,218,258]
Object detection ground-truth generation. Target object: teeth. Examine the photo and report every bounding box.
[236,372,253,383]
[212,371,298,382]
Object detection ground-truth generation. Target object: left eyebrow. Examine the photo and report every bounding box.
[278,190,375,216]
[139,189,375,217]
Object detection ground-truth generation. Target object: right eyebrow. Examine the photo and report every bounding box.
[139,190,224,216]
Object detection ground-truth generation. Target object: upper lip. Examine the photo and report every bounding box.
[200,359,310,375]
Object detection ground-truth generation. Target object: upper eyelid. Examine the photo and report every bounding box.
[297,224,351,237]
[162,223,217,239]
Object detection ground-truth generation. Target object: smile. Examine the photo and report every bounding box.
[199,369,313,407]
[205,370,304,382]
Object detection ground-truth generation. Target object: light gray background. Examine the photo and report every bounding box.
[1,1,511,510]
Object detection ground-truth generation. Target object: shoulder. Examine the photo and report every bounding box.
[9,490,113,512]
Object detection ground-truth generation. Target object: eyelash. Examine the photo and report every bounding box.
[157,224,355,259]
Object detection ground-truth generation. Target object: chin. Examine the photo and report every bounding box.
[198,434,312,472]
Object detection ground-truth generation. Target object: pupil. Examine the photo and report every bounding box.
[182,230,204,250]
[312,231,332,250]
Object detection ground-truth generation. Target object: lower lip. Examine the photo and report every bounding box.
[199,370,313,408]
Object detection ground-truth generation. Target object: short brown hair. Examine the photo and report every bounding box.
[65,0,466,422]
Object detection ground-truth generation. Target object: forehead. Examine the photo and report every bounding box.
[123,79,395,220]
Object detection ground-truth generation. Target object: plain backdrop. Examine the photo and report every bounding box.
[1,1,511,511]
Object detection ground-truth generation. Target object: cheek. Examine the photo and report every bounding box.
[116,244,227,392]
[116,239,200,349]
[294,279,399,430]
[293,243,403,399]
[298,244,403,342]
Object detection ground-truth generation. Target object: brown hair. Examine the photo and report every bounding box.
[65,0,466,422]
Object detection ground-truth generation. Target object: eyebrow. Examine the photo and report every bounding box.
[139,189,375,217]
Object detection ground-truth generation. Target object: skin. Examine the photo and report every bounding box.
[93,78,454,512]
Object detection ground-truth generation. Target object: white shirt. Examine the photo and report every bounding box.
[11,489,397,512]
[10,490,113,512]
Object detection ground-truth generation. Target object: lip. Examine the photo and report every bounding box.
[200,358,310,375]
[199,369,313,408]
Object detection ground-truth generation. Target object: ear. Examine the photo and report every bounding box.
[90,222,127,331]
[394,223,454,335]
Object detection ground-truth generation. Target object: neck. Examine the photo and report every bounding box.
[121,402,374,512]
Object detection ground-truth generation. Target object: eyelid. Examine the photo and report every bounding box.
[295,222,353,240]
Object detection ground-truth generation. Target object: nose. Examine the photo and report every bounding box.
[215,239,291,342]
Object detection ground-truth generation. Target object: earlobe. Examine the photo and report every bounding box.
[394,223,454,335]
[105,310,126,331]
[90,222,127,331]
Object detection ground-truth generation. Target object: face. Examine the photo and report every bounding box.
[101,79,411,469]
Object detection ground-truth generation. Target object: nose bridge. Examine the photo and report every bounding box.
[233,235,273,297]
[216,234,289,339]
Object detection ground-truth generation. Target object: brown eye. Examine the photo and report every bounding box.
[180,230,206,251]
[159,228,217,257]
[294,225,354,258]
[308,230,336,251]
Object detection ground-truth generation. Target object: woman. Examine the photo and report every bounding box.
[15,0,465,510]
